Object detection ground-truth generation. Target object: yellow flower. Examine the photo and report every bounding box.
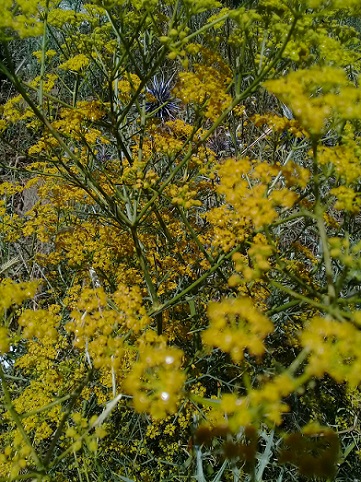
[123,337,185,419]
[173,48,232,121]
[265,66,361,138]
[203,296,273,363]
[301,317,361,386]
[0,327,10,354]
[331,186,361,213]
[0,279,39,316]
[58,54,90,72]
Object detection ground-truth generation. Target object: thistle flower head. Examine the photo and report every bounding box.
[146,72,179,120]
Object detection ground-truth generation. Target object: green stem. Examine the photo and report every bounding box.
[270,281,343,320]
[0,364,45,472]
[315,204,336,303]
[131,226,163,334]
[148,245,240,318]
[43,369,93,466]
[176,206,215,264]
[266,299,301,316]
[312,143,336,304]
[38,0,49,108]
[19,394,71,419]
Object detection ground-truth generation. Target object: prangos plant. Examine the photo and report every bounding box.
[1,0,361,480]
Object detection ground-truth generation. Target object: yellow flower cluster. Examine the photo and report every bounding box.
[28,100,105,154]
[203,296,273,363]
[134,120,195,164]
[47,6,89,28]
[147,126,186,157]
[230,234,274,284]
[0,429,32,478]
[15,339,58,375]
[32,49,57,62]
[58,53,90,72]
[265,66,361,138]
[22,203,58,243]
[0,0,44,38]
[253,113,305,138]
[65,412,107,453]
[206,157,299,252]
[281,161,311,189]
[56,101,104,131]
[331,185,361,214]
[168,183,202,209]
[0,278,39,316]
[116,73,142,104]
[173,48,232,121]
[0,327,10,353]
[1,94,24,125]
[317,142,361,186]
[208,372,295,430]
[112,284,151,333]
[0,73,57,131]
[123,333,185,419]
[205,204,248,252]
[0,279,40,353]
[247,373,295,425]
[301,316,361,386]
[18,305,60,345]
[1,72,55,131]
[329,237,361,268]
[67,285,150,369]
[1,336,69,470]
[53,221,120,269]
[12,379,61,442]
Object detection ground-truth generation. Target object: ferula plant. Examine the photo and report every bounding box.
[1,0,361,480]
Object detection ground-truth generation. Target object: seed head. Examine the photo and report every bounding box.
[146,73,179,120]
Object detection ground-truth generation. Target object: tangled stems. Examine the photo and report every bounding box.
[0,364,45,477]
[131,225,163,333]
[148,243,243,319]
[42,369,93,467]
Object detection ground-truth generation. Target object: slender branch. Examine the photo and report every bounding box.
[131,226,163,334]
[19,394,71,419]
[270,281,344,321]
[43,369,93,466]
[315,204,336,303]
[148,244,241,318]
[0,364,45,472]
